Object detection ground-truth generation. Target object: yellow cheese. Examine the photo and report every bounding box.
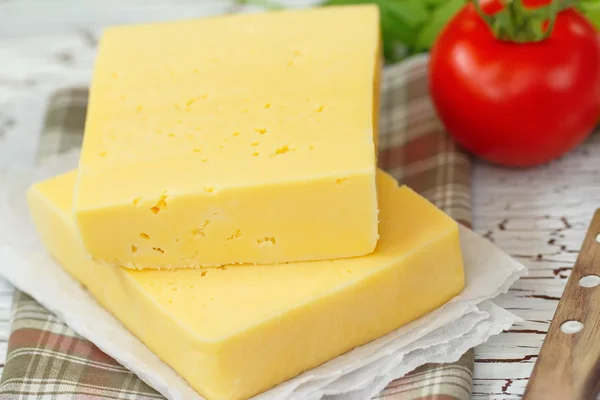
[29,170,464,400]
[74,5,381,269]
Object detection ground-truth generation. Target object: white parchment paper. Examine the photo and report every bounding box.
[0,151,526,400]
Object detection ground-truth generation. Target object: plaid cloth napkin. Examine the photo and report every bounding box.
[0,56,474,399]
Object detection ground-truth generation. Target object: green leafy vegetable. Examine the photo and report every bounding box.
[320,0,468,63]
[414,0,465,52]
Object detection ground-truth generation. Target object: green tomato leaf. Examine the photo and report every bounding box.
[579,0,600,29]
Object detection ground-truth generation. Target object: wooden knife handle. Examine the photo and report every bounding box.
[523,209,600,400]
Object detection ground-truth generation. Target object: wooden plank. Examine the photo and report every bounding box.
[522,209,600,399]
[472,135,600,397]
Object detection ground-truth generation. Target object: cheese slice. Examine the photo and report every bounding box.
[73,5,381,269]
[29,170,464,400]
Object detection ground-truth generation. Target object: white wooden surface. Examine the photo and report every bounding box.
[1,1,600,398]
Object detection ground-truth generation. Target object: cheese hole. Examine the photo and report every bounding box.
[315,105,324,112]
[210,297,215,301]
[168,133,176,138]
[274,145,290,155]
[309,145,315,150]
[136,105,143,113]
[252,152,259,157]
[186,98,199,107]
[254,128,267,135]
[219,145,224,149]
[150,196,168,214]
[168,299,173,304]
[264,103,271,109]
[192,228,205,237]
[195,127,202,131]
[202,159,209,163]
[251,141,260,147]
[175,238,180,242]
[99,151,107,157]
[131,245,138,253]
[140,233,150,240]
[177,120,182,125]
[287,60,294,67]
[153,247,165,254]
[132,197,141,205]
[172,287,178,291]
[201,271,207,277]
[227,229,243,240]
[204,186,214,193]
[336,178,347,185]
[192,220,211,237]
[257,237,276,246]
[233,132,241,137]
[193,148,202,153]
[157,197,168,208]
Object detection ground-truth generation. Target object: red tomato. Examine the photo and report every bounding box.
[429,0,600,167]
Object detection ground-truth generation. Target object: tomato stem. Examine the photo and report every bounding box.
[472,0,579,43]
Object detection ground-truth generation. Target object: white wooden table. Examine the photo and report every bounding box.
[1,1,599,398]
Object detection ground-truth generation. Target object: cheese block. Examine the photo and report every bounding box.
[28,170,464,400]
[73,5,381,269]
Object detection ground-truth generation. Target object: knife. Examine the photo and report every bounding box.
[523,209,600,400]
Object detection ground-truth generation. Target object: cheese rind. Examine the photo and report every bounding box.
[74,5,381,269]
[29,170,464,400]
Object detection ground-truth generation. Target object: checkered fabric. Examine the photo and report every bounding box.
[0,55,474,400]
